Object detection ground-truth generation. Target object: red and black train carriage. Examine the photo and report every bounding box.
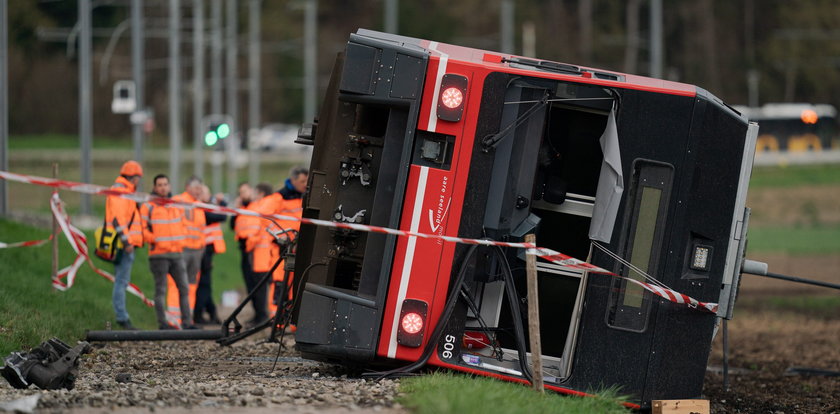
[292,29,757,408]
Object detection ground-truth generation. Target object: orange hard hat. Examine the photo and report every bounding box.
[120,160,143,177]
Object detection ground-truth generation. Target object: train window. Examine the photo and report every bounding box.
[606,160,673,332]
[622,186,662,308]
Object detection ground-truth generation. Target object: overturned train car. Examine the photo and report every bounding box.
[293,29,757,407]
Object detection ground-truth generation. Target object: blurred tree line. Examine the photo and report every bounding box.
[6,0,840,138]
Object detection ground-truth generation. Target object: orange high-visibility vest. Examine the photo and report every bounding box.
[140,202,187,256]
[273,197,303,236]
[265,196,304,313]
[245,195,278,272]
[235,199,265,242]
[105,176,143,247]
[203,222,227,253]
[173,192,205,250]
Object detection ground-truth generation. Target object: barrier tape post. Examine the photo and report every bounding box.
[51,163,59,283]
[0,169,719,315]
[525,234,544,392]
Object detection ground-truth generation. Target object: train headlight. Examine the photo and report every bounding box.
[801,109,818,125]
[441,87,464,109]
[436,74,468,122]
[401,312,424,334]
[397,299,428,348]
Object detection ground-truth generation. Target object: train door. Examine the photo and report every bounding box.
[455,78,615,380]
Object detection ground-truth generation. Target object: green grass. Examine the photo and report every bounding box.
[765,296,840,312]
[399,371,631,414]
[10,134,133,150]
[0,218,151,354]
[8,133,182,150]
[0,218,245,355]
[746,163,840,254]
[750,164,840,188]
[211,227,247,295]
[738,296,840,319]
[746,225,840,254]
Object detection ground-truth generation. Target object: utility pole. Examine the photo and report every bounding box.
[211,0,223,194]
[248,0,261,186]
[169,0,183,190]
[384,0,398,34]
[211,0,223,118]
[79,0,93,216]
[745,0,759,107]
[649,0,663,79]
[623,0,641,74]
[193,0,205,179]
[303,0,317,125]
[578,0,592,63]
[522,21,536,57]
[131,0,145,165]
[0,0,7,216]
[500,0,514,54]
[226,0,238,197]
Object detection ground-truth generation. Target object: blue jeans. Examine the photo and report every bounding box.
[113,250,135,322]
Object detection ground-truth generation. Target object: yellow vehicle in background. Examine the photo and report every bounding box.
[735,103,838,153]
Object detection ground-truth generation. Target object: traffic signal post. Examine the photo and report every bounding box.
[202,114,234,195]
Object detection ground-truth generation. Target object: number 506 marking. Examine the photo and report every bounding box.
[442,334,456,359]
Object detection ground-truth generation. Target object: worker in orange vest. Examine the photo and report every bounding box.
[230,182,254,307]
[172,176,206,286]
[140,174,195,330]
[194,184,227,325]
[251,167,308,317]
[237,182,274,325]
[106,160,144,330]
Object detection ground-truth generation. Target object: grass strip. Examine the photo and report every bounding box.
[0,218,248,355]
[0,219,160,354]
[750,164,840,188]
[746,225,840,254]
[399,371,631,414]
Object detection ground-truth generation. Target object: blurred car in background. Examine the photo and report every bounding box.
[252,123,311,155]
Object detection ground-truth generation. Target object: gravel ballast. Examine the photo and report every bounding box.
[0,334,405,413]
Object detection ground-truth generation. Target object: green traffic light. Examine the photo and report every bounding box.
[217,123,231,139]
[204,131,218,146]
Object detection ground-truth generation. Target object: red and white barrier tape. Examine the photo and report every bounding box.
[0,235,52,249]
[0,170,717,314]
[49,193,154,307]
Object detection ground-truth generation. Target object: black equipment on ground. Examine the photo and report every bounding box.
[1,338,91,390]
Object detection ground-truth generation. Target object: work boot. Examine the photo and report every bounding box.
[158,323,177,330]
[117,320,138,331]
[181,324,200,330]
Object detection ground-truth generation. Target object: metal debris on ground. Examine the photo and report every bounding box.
[1,338,91,390]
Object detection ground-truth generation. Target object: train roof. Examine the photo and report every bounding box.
[354,29,698,98]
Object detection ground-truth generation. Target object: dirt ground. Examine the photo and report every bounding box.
[703,254,840,413]
[748,185,840,227]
